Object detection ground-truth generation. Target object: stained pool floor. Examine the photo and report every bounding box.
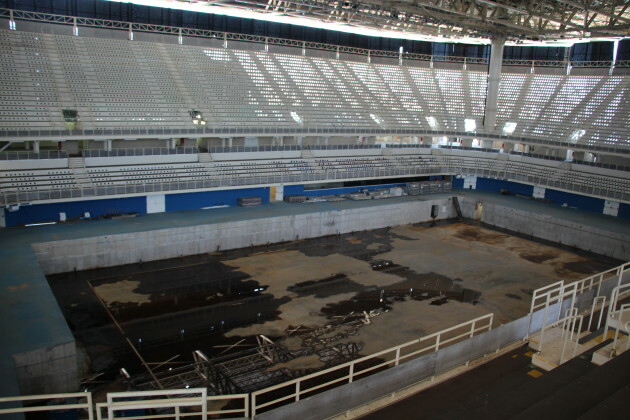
[46,221,618,389]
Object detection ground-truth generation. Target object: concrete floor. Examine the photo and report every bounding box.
[48,221,617,386]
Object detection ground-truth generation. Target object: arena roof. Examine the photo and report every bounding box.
[110,0,630,44]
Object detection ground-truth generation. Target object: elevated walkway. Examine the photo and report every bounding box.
[358,333,630,420]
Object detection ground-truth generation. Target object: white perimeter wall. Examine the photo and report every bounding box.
[33,198,456,274]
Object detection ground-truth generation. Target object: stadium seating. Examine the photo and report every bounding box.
[1,28,627,151]
[1,148,628,206]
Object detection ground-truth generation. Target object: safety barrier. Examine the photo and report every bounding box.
[1,265,628,419]
[530,262,630,314]
[0,315,492,419]
[0,392,93,419]
[0,151,67,160]
[250,313,493,416]
[527,262,630,343]
[83,148,199,157]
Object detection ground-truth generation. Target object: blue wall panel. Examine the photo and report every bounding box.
[453,177,614,216]
[475,178,534,196]
[544,189,605,213]
[5,196,146,227]
[283,185,305,196]
[452,177,464,189]
[165,187,270,211]
[618,203,630,220]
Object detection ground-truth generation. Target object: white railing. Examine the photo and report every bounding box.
[0,315,492,419]
[2,149,629,206]
[604,283,630,356]
[94,389,248,420]
[0,392,93,419]
[530,262,630,314]
[533,308,584,366]
[250,313,493,416]
[528,262,630,341]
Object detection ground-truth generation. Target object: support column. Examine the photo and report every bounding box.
[33,141,40,153]
[502,142,514,153]
[483,36,506,134]
[104,139,112,151]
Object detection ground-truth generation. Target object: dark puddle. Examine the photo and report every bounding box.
[287,273,364,298]
[556,260,613,276]
[46,221,468,389]
[455,226,506,244]
[520,252,558,264]
[48,257,289,378]
[320,261,481,318]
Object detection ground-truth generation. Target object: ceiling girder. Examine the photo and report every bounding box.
[175,0,630,41]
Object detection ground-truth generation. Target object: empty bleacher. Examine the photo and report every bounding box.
[0,168,79,192]
[2,28,626,152]
[1,147,628,206]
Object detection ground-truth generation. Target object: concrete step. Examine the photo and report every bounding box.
[592,334,629,365]
[530,327,591,371]
[198,152,213,163]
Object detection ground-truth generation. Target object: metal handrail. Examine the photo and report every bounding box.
[250,313,493,415]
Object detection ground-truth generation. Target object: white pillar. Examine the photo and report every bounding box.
[484,36,505,133]
[33,141,40,153]
[461,138,473,148]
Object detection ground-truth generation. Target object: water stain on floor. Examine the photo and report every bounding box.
[519,252,559,264]
[454,226,507,245]
[45,222,618,389]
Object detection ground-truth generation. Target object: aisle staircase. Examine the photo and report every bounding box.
[300,148,323,173]
[528,282,629,371]
[198,152,214,174]
[68,156,93,188]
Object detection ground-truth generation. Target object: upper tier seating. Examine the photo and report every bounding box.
[1,29,626,149]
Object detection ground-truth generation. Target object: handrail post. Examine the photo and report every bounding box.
[87,393,94,420]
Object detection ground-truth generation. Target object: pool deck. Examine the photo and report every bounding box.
[1,190,628,397]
